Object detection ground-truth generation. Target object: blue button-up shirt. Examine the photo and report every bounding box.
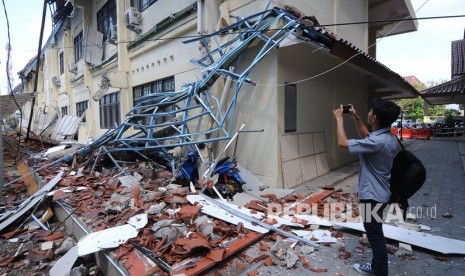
[348,127,399,203]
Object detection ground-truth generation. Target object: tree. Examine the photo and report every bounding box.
[394,79,449,121]
[444,109,461,127]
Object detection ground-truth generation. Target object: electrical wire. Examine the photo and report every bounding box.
[251,0,432,87]
[2,0,23,162]
[9,13,465,54]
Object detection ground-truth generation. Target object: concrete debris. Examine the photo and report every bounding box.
[270,237,299,268]
[299,245,316,255]
[103,194,130,213]
[69,264,86,276]
[118,175,140,188]
[55,237,75,255]
[147,202,167,215]
[40,241,54,251]
[2,117,461,275]
[154,226,179,241]
[151,219,175,233]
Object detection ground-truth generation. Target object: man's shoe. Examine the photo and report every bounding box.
[353,263,375,275]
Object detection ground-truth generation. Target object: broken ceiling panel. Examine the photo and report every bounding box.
[335,222,465,254]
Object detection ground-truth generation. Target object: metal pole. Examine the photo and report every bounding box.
[0,97,4,188]
[400,112,403,141]
[26,0,47,141]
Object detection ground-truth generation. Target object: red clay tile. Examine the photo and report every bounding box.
[0,257,13,267]
[52,190,69,201]
[309,266,328,272]
[259,243,269,251]
[206,248,225,263]
[177,205,201,218]
[236,261,245,270]
[184,237,211,253]
[1,229,28,239]
[12,260,25,269]
[43,233,64,241]
[264,257,273,266]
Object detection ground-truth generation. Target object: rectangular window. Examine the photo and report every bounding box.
[99,92,120,129]
[133,76,175,124]
[73,31,83,62]
[59,52,64,75]
[76,100,89,122]
[131,0,158,12]
[284,83,297,133]
[61,106,68,117]
[97,0,117,41]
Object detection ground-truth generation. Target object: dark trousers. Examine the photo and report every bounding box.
[360,200,388,276]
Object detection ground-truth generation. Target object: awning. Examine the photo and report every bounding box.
[420,76,465,105]
[312,27,419,100]
[0,93,36,119]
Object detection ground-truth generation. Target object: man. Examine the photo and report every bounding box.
[332,98,400,276]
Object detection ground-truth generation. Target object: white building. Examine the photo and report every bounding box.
[19,0,419,188]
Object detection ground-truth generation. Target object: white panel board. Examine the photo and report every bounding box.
[335,222,465,254]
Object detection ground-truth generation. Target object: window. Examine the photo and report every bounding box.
[61,106,68,117]
[74,31,83,62]
[97,0,116,41]
[76,101,89,122]
[284,83,296,133]
[59,52,64,75]
[133,76,175,124]
[99,92,120,129]
[131,0,158,12]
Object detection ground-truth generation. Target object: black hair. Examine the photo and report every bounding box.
[370,98,401,128]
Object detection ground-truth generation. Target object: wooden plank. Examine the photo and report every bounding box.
[171,232,264,276]
[0,171,63,232]
[17,160,39,195]
[335,222,465,255]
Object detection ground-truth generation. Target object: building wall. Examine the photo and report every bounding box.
[22,0,383,188]
[277,43,368,186]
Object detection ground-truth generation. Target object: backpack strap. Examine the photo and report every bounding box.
[394,135,405,151]
[381,130,405,151]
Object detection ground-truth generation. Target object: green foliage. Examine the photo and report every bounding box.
[394,97,425,121]
[444,109,462,126]
[393,79,451,121]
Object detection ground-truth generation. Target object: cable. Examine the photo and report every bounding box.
[251,0,432,88]
[9,13,465,54]
[2,0,23,162]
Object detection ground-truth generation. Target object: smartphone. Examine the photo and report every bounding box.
[342,104,352,114]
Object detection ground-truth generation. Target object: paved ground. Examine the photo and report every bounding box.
[234,138,465,276]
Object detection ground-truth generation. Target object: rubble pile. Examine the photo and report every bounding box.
[2,137,464,275]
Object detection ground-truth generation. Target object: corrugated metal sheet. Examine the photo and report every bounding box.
[50,115,82,141]
[451,39,465,77]
[0,93,35,119]
[421,76,465,95]
[420,76,465,105]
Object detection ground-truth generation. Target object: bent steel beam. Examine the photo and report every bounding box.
[74,6,332,167]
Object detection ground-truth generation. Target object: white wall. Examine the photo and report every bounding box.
[129,0,197,38]
[130,28,199,88]
[278,42,368,173]
[230,47,280,187]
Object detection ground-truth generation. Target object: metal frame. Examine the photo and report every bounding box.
[74,7,331,169]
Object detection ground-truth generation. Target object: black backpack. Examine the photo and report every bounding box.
[389,137,426,209]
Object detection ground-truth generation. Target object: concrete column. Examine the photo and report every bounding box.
[116,0,132,125]
[0,95,4,187]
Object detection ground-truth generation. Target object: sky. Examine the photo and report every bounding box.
[1,0,465,94]
[376,0,465,84]
[0,1,53,95]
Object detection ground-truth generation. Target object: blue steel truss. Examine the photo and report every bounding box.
[75,6,333,168]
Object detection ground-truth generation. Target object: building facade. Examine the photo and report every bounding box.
[18,0,419,188]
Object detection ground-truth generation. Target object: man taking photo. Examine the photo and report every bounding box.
[332,98,400,276]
